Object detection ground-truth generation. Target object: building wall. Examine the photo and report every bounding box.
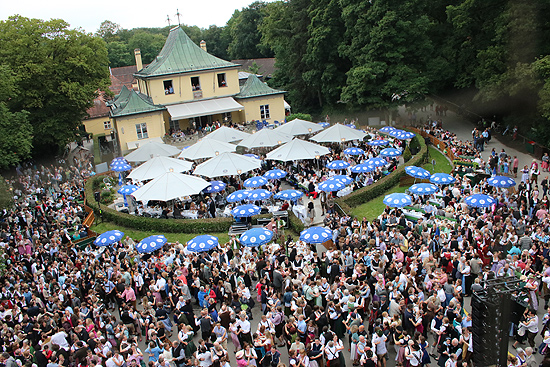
[236,94,285,124]
[143,68,240,105]
[83,115,113,137]
[114,111,167,153]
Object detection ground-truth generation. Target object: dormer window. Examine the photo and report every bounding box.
[191,77,201,91]
[163,80,174,95]
[217,73,227,88]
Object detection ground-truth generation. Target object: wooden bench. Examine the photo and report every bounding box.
[75,236,97,250]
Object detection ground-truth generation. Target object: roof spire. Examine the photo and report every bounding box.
[166,15,171,27]
[175,9,181,26]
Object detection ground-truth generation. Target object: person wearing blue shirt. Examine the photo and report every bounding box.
[508,245,521,256]
[144,342,162,362]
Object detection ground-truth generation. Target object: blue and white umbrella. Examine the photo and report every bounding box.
[408,183,439,195]
[405,166,431,179]
[264,169,287,180]
[350,163,375,173]
[318,122,330,128]
[300,227,333,244]
[367,139,389,146]
[110,157,127,168]
[343,147,365,156]
[388,129,405,138]
[464,194,496,208]
[366,157,387,168]
[117,184,139,206]
[94,230,124,246]
[247,189,272,201]
[110,161,132,185]
[394,131,415,140]
[383,193,412,208]
[379,126,397,133]
[136,235,167,253]
[203,180,226,194]
[326,160,350,170]
[333,175,354,185]
[240,228,274,247]
[186,235,219,253]
[231,204,261,217]
[227,190,250,202]
[379,148,402,158]
[274,189,304,200]
[430,173,456,185]
[487,176,516,188]
[345,124,356,129]
[243,176,268,188]
[244,153,260,159]
[318,178,346,192]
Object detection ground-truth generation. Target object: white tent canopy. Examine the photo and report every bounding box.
[203,126,251,143]
[178,138,237,160]
[266,138,330,162]
[131,171,209,202]
[273,118,323,136]
[238,128,292,149]
[124,141,181,162]
[127,156,194,182]
[166,97,243,121]
[310,123,367,143]
[193,152,261,178]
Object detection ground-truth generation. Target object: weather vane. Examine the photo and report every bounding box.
[175,9,181,26]
[166,15,171,27]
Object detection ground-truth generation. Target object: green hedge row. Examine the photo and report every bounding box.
[335,133,428,214]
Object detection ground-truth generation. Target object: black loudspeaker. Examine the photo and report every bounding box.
[472,292,501,365]
[94,191,101,203]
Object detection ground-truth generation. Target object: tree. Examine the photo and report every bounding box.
[0,15,111,156]
[202,25,231,60]
[228,2,274,59]
[127,31,167,64]
[106,41,133,67]
[96,20,121,42]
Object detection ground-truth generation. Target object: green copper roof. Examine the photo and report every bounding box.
[135,26,238,78]
[235,74,285,99]
[107,85,132,108]
[110,89,165,117]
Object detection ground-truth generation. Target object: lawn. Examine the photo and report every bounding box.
[350,146,452,221]
[90,222,231,244]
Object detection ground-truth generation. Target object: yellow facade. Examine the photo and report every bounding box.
[114,111,166,153]
[236,95,286,123]
[142,68,240,106]
[83,116,113,137]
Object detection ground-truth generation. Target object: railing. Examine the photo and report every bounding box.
[193,91,203,99]
[407,126,459,163]
[82,204,95,228]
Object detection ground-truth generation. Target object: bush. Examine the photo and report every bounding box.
[286,113,313,122]
[100,190,114,205]
[402,146,412,162]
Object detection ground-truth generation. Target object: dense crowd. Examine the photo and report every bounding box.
[0,119,549,367]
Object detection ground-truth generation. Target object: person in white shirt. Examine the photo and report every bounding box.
[50,328,70,351]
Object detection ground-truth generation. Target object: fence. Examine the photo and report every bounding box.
[407,126,459,163]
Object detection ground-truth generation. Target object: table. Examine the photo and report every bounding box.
[337,187,353,197]
[181,210,198,219]
[402,209,424,221]
[143,208,162,217]
[266,205,280,213]
[293,205,307,223]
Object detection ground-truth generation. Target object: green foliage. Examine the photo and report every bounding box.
[248,61,260,74]
[227,2,274,59]
[100,190,115,205]
[402,146,412,162]
[287,113,313,122]
[0,15,111,156]
[0,177,14,210]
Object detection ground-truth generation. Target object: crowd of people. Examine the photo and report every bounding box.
[0,116,550,367]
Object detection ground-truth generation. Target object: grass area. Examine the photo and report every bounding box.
[91,222,231,244]
[350,146,453,221]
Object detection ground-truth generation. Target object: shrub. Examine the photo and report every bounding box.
[286,113,313,122]
[402,146,412,162]
[100,190,114,205]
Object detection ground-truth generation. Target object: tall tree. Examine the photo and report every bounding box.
[228,2,274,59]
[202,25,231,60]
[0,15,110,156]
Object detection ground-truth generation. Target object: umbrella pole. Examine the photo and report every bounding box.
[118,172,123,186]
[123,194,128,207]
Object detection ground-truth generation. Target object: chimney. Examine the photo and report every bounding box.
[134,48,143,71]
[200,40,207,52]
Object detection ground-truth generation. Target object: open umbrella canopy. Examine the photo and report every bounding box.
[274,118,323,136]
[203,126,251,143]
[94,230,124,246]
[110,157,128,168]
[345,124,356,129]
[379,126,397,133]
[247,189,272,201]
[227,189,250,202]
[178,138,237,160]
[332,175,354,185]
[274,189,303,200]
[343,147,365,156]
[263,169,287,180]
[487,176,516,188]
[124,141,181,162]
[238,128,292,149]
[131,171,209,202]
[111,161,132,172]
[117,185,139,195]
[383,193,412,207]
[464,194,496,207]
[203,180,226,194]
[186,235,219,252]
[136,235,167,253]
[365,157,387,168]
[317,122,330,128]
[394,131,415,140]
[405,166,431,179]
[430,173,456,185]
[243,176,268,188]
[350,163,375,173]
[193,152,261,178]
[240,228,274,247]
[300,227,332,244]
[244,153,260,159]
[266,138,330,162]
[231,204,261,218]
[379,148,402,158]
[408,183,439,195]
[127,156,193,181]
[327,160,351,170]
[310,123,366,143]
[318,178,346,192]
[367,139,390,146]
[388,129,405,137]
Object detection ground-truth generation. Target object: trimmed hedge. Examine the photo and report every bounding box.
[335,132,428,214]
